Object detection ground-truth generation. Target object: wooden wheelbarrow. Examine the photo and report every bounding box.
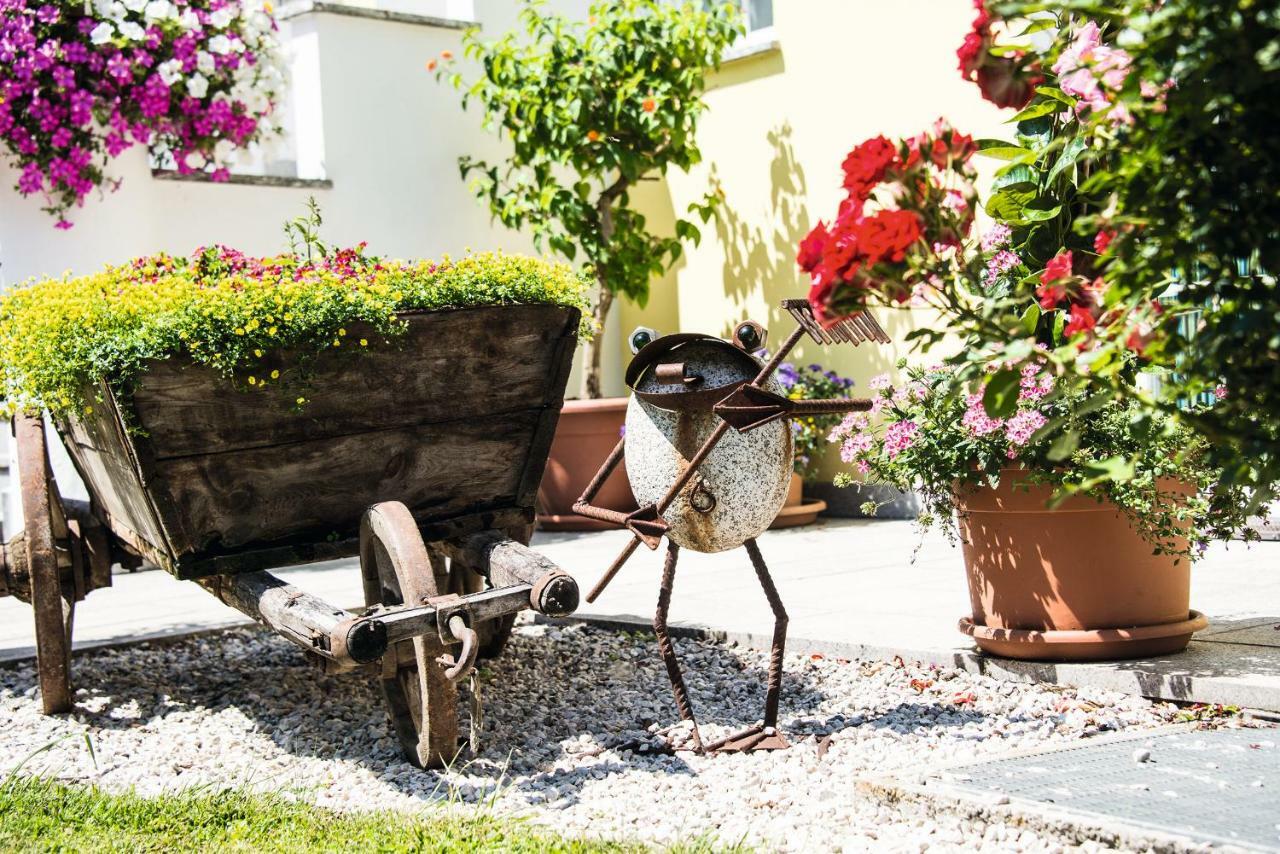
[0,304,582,768]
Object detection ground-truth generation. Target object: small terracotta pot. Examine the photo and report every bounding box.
[956,470,1206,661]
[536,398,636,531]
[769,472,828,529]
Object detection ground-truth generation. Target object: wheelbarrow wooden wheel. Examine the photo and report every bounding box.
[359,501,461,769]
[14,414,76,715]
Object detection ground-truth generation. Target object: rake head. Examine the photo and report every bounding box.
[782,299,890,346]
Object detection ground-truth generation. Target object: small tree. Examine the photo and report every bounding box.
[437,0,741,398]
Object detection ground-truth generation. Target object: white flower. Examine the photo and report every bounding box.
[157,59,183,86]
[119,21,146,40]
[196,51,216,74]
[178,9,200,30]
[185,73,209,98]
[143,0,174,20]
[89,21,115,44]
[122,0,146,12]
[184,151,207,170]
[209,7,235,28]
[207,34,233,55]
[214,139,236,161]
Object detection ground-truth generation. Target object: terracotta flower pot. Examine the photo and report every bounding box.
[536,398,636,531]
[956,470,1207,661]
[769,472,828,529]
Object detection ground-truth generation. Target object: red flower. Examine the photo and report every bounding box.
[841,136,898,201]
[854,209,923,263]
[797,221,830,273]
[1064,302,1097,339]
[1041,250,1073,284]
[975,60,1039,109]
[957,30,985,76]
[1036,281,1067,310]
[1093,229,1115,254]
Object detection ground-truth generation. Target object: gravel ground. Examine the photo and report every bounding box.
[0,621,1255,851]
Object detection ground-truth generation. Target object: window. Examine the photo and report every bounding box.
[739,0,772,33]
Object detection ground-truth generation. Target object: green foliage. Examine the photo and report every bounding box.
[0,245,590,419]
[437,0,741,395]
[0,776,688,853]
[832,362,1255,560]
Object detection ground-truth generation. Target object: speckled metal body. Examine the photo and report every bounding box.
[624,341,794,554]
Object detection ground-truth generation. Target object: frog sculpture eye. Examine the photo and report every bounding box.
[732,320,767,352]
[629,326,658,354]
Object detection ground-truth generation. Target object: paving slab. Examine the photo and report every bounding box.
[889,725,1280,852]
[2,518,1278,714]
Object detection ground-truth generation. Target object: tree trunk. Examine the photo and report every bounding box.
[580,284,614,399]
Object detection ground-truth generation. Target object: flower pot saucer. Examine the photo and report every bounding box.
[959,610,1208,662]
[769,499,827,529]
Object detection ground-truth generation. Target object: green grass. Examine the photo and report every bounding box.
[0,776,728,853]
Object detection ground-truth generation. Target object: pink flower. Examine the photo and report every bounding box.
[883,420,919,459]
[984,250,1020,285]
[1005,409,1047,447]
[962,393,1004,437]
[1214,385,1228,401]
[856,459,870,474]
[980,223,1011,252]
[869,373,892,391]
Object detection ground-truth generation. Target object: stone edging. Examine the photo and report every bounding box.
[151,169,334,189]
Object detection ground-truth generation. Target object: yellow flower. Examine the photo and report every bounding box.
[296,397,306,405]
[271,370,280,379]
[235,328,245,335]
[338,327,346,336]
[248,376,257,385]
[268,326,277,335]
[254,349,263,357]
[359,338,368,347]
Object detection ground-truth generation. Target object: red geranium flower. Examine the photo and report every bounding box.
[841,136,898,202]
[1041,250,1073,283]
[1064,302,1097,339]
[1093,229,1115,254]
[854,209,923,264]
[797,221,830,273]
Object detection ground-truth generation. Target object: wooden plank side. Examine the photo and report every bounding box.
[150,409,543,554]
[57,402,174,569]
[131,304,577,459]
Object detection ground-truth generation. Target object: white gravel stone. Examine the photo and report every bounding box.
[0,621,1213,851]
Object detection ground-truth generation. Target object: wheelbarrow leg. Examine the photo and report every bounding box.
[360,502,461,769]
[14,414,75,715]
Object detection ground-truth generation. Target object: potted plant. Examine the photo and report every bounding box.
[432,0,740,529]
[1,0,287,228]
[766,359,856,528]
[791,108,1259,661]
[830,361,1252,660]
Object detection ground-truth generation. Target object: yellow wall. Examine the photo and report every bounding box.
[617,0,1012,479]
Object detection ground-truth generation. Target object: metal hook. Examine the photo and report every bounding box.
[441,613,478,683]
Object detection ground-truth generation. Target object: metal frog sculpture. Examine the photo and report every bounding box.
[574,299,889,753]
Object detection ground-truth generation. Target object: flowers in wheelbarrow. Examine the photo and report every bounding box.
[0,235,591,419]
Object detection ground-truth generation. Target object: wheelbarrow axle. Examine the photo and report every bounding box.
[199,531,578,672]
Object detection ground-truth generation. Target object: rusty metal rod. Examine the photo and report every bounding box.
[745,538,788,729]
[653,542,703,753]
[585,537,640,603]
[788,398,874,416]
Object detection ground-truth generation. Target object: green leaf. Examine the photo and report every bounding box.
[1020,19,1057,35]
[1051,309,1065,343]
[1020,203,1062,222]
[1034,86,1075,104]
[976,140,1035,161]
[1009,100,1064,122]
[1046,430,1081,461]
[1046,135,1087,184]
[983,369,1021,419]
[1081,455,1136,483]
[1020,302,1041,335]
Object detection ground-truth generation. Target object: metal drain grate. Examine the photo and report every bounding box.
[935,727,1279,851]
